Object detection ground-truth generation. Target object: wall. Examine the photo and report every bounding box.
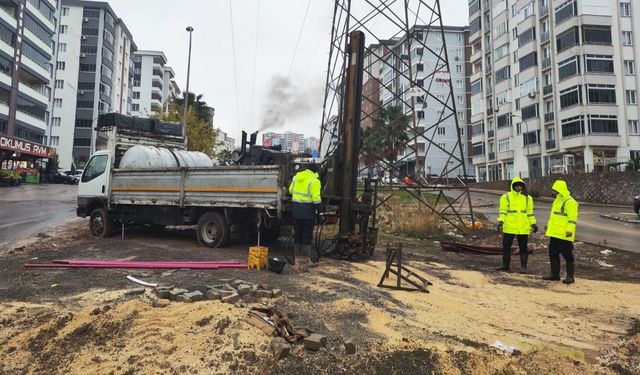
[470,171,640,205]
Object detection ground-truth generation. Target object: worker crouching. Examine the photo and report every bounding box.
[289,163,323,271]
[496,177,538,273]
[543,179,579,284]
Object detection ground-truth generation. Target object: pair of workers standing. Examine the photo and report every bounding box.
[497,177,579,284]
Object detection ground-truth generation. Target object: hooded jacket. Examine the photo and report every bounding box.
[288,168,322,220]
[545,180,579,242]
[498,177,536,235]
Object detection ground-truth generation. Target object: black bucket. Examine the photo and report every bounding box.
[268,258,286,274]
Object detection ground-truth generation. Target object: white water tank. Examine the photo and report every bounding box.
[119,145,213,169]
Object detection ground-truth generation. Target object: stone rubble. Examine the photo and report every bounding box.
[151,279,285,304]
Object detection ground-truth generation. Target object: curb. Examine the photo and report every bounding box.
[469,188,630,209]
[599,214,640,225]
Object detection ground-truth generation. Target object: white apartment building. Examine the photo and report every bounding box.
[468,0,640,181]
[379,26,472,178]
[49,0,136,169]
[131,50,173,117]
[162,65,179,103]
[0,0,57,159]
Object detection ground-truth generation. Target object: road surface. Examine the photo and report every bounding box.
[0,184,77,249]
[468,189,640,253]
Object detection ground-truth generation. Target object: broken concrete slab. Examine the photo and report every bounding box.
[256,290,273,299]
[154,287,171,299]
[237,284,252,295]
[221,293,240,304]
[270,337,290,361]
[205,289,222,300]
[344,340,356,355]
[304,334,327,351]
[153,299,170,308]
[184,291,204,301]
[125,288,145,296]
[175,294,193,303]
[168,288,189,301]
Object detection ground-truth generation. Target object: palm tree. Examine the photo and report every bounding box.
[361,105,410,180]
[175,92,213,124]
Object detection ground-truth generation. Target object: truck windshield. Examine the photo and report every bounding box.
[82,155,108,183]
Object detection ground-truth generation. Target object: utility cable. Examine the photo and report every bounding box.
[228,0,241,128]
[250,0,261,128]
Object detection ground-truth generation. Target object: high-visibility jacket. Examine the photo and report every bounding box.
[545,180,579,242]
[288,169,321,220]
[498,176,536,235]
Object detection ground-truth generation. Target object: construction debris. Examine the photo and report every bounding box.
[243,307,313,344]
[378,243,432,293]
[270,337,290,361]
[344,340,356,355]
[126,275,158,287]
[304,334,327,351]
[151,279,284,305]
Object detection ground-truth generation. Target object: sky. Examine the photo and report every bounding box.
[107,0,469,142]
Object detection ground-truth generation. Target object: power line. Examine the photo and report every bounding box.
[286,0,312,81]
[228,0,241,128]
[250,0,261,128]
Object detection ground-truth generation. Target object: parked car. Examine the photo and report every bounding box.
[634,194,640,218]
[50,171,77,184]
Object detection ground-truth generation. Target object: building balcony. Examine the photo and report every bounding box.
[151,98,162,107]
[544,112,554,123]
[22,55,50,80]
[25,1,54,32]
[499,150,514,159]
[470,49,482,64]
[540,31,550,43]
[542,57,552,70]
[472,154,486,164]
[151,86,163,96]
[543,84,553,96]
[488,129,495,139]
[526,144,542,155]
[0,35,14,57]
[23,28,52,56]
[485,65,492,74]
[545,139,556,150]
[588,133,621,147]
[16,109,47,131]
[0,69,10,86]
[18,82,49,105]
[560,135,586,149]
[539,4,549,18]
[0,5,17,28]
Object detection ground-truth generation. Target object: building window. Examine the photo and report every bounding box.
[75,119,93,128]
[456,65,462,73]
[560,85,582,109]
[472,142,485,156]
[587,84,616,104]
[76,101,94,109]
[74,138,91,147]
[627,90,638,105]
[496,90,511,106]
[523,130,540,146]
[437,127,446,135]
[498,137,511,152]
[61,7,69,16]
[620,2,631,17]
[629,120,639,135]
[456,80,463,89]
[79,64,96,72]
[582,25,612,45]
[555,0,577,24]
[56,61,65,70]
[417,111,424,119]
[50,136,59,146]
[132,104,139,111]
[132,91,140,99]
[495,66,510,83]
[585,55,614,74]
[59,25,68,34]
[624,60,635,75]
[519,51,537,72]
[520,77,538,97]
[588,115,618,134]
[497,113,511,128]
[518,26,536,47]
[57,43,66,53]
[52,117,61,127]
[622,31,633,45]
[494,43,509,61]
[78,82,95,90]
[556,26,579,52]
[53,98,62,107]
[521,104,539,120]
[416,63,424,72]
[561,115,585,137]
[54,80,63,89]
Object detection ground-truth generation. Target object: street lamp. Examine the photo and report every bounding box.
[182,26,194,143]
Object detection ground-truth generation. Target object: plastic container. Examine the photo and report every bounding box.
[119,145,213,169]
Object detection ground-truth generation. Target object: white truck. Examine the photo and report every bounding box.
[76,115,284,248]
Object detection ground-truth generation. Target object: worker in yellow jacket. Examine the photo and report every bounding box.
[496,177,538,273]
[543,179,579,284]
[288,163,323,271]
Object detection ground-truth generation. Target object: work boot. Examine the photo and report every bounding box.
[563,262,575,284]
[295,244,310,272]
[543,258,561,281]
[293,243,302,272]
[496,254,511,271]
[519,251,529,274]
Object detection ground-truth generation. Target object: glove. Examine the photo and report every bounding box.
[496,222,503,232]
[314,202,325,215]
[531,224,539,233]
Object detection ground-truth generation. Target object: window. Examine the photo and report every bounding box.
[437,127,446,135]
[101,65,112,78]
[523,130,540,146]
[75,119,93,128]
[102,47,113,62]
[53,98,62,107]
[555,0,577,24]
[497,113,511,128]
[472,142,485,156]
[79,64,96,72]
[417,111,425,119]
[100,82,111,97]
[493,20,508,38]
[588,115,618,134]
[76,100,94,109]
[585,55,614,74]
[470,17,481,35]
[471,79,482,95]
[82,28,99,36]
[416,63,424,72]
[457,95,463,104]
[560,85,582,109]
[556,27,579,52]
[83,9,100,18]
[620,2,631,17]
[52,117,61,127]
[624,60,635,75]
[132,104,139,111]
[456,65,463,73]
[456,80,463,89]
[629,120,639,135]
[519,51,537,71]
[587,84,616,104]
[558,56,580,80]
[81,45,98,54]
[82,155,108,183]
[521,104,539,120]
[496,90,511,106]
[50,136,59,146]
[132,91,141,99]
[520,77,538,97]
[498,137,511,152]
[561,115,585,137]
[622,31,633,45]
[104,29,114,45]
[471,122,484,136]
[582,25,612,45]
[61,7,69,16]
[518,27,536,47]
[495,43,509,61]
[495,66,510,83]
[56,61,65,70]
[77,82,95,90]
[54,80,63,89]
[59,25,68,34]
[57,43,66,53]
[627,90,637,105]
[493,0,507,16]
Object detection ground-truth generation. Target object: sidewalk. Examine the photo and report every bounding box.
[469,187,629,209]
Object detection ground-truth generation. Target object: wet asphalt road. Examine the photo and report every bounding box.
[0,184,77,249]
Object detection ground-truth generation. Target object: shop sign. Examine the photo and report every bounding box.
[0,135,54,158]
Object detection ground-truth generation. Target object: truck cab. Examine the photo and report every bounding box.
[76,150,112,236]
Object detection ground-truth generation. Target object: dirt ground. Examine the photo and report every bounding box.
[1,218,639,374]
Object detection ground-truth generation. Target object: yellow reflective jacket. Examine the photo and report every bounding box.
[545,180,579,242]
[289,169,321,204]
[498,176,536,235]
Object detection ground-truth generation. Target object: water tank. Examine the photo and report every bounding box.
[119,145,213,169]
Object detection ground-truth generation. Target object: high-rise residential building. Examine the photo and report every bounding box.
[131,50,167,117]
[468,0,640,181]
[49,0,136,169]
[362,40,396,130]
[304,136,320,153]
[0,0,58,163]
[379,26,472,178]
[262,131,305,153]
[162,65,178,103]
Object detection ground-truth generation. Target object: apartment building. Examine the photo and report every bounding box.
[468,0,640,181]
[379,26,472,178]
[131,50,167,117]
[262,131,305,153]
[49,0,136,170]
[0,0,58,162]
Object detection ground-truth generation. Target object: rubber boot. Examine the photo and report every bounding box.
[519,251,529,274]
[496,253,511,271]
[293,243,302,272]
[308,244,319,268]
[543,258,561,281]
[563,262,575,284]
[295,244,310,272]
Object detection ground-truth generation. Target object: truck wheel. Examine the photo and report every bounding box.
[90,208,113,238]
[197,211,230,248]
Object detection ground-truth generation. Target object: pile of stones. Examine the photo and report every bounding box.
[153,279,283,304]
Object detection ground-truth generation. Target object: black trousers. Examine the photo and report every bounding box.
[503,233,528,254]
[549,237,575,262]
[293,219,314,245]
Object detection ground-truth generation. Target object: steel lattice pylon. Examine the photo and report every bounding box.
[320,0,475,232]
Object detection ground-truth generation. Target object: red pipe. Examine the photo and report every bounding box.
[53,259,244,265]
[24,263,247,269]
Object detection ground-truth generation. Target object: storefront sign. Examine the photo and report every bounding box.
[0,135,54,158]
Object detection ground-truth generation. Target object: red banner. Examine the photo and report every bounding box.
[0,135,55,158]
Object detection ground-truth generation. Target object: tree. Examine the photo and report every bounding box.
[216,149,234,166]
[361,105,410,178]
[152,98,222,158]
[174,92,213,124]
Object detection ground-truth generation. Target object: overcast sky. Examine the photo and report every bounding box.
[107,0,469,142]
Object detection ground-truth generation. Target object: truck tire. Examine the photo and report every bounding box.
[90,208,112,238]
[197,211,230,248]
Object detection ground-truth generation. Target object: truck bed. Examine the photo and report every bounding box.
[110,165,282,210]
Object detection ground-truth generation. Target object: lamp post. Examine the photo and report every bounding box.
[182,26,194,144]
